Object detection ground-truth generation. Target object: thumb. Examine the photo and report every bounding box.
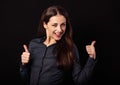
[23,44,29,52]
[91,41,96,46]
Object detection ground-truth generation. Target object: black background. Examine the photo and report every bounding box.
[0,0,119,85]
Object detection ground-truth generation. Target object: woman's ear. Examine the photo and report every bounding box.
[43,22,47,29]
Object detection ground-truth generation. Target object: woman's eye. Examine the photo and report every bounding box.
[52,24,57,27]
[61,23,66,27]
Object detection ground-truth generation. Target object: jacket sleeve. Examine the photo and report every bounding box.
[72,44,96,85]
[20,63,31,85]
[19,40,34,85]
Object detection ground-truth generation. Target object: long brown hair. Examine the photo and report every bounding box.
[37,5,74,69]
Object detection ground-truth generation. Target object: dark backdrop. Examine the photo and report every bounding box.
[0,0,119,85]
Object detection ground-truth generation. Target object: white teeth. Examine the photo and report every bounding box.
[56,34,60,35]
[54,32,63,37]
[55,33,60,35]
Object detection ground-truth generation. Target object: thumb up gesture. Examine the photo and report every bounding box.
[21,45,30,65]
[86,41,96,60]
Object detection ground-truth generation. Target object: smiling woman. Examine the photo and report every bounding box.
[20,5,96,85]
[43,15,66,44]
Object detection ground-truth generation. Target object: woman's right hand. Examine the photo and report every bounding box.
[21,44,30,65]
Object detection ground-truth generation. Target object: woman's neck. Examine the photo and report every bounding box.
[43,37,56,47]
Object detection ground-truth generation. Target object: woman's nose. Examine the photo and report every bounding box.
[57,26,62,32]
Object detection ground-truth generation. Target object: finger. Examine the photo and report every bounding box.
[91,41,96,46]
[23,44,29,52]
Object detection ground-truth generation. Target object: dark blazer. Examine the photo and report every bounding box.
[20,38,96,85]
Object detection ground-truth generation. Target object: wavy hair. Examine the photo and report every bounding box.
[37,5,74,69]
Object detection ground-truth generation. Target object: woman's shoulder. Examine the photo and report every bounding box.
[30,38,41,43]
[28,37,45,47]
[28,37,45,51]
[30,37,45,43]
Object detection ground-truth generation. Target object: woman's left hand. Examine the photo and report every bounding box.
[86,41,96,60]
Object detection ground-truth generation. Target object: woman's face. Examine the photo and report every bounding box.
[44,14,66,41]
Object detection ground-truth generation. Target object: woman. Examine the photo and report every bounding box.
[20,5,96,85]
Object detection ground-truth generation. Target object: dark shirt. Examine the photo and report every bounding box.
[20,38,96,85]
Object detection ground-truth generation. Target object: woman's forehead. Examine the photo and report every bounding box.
[49,15,66,23]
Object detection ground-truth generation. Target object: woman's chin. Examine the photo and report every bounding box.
[55,37,62,41]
